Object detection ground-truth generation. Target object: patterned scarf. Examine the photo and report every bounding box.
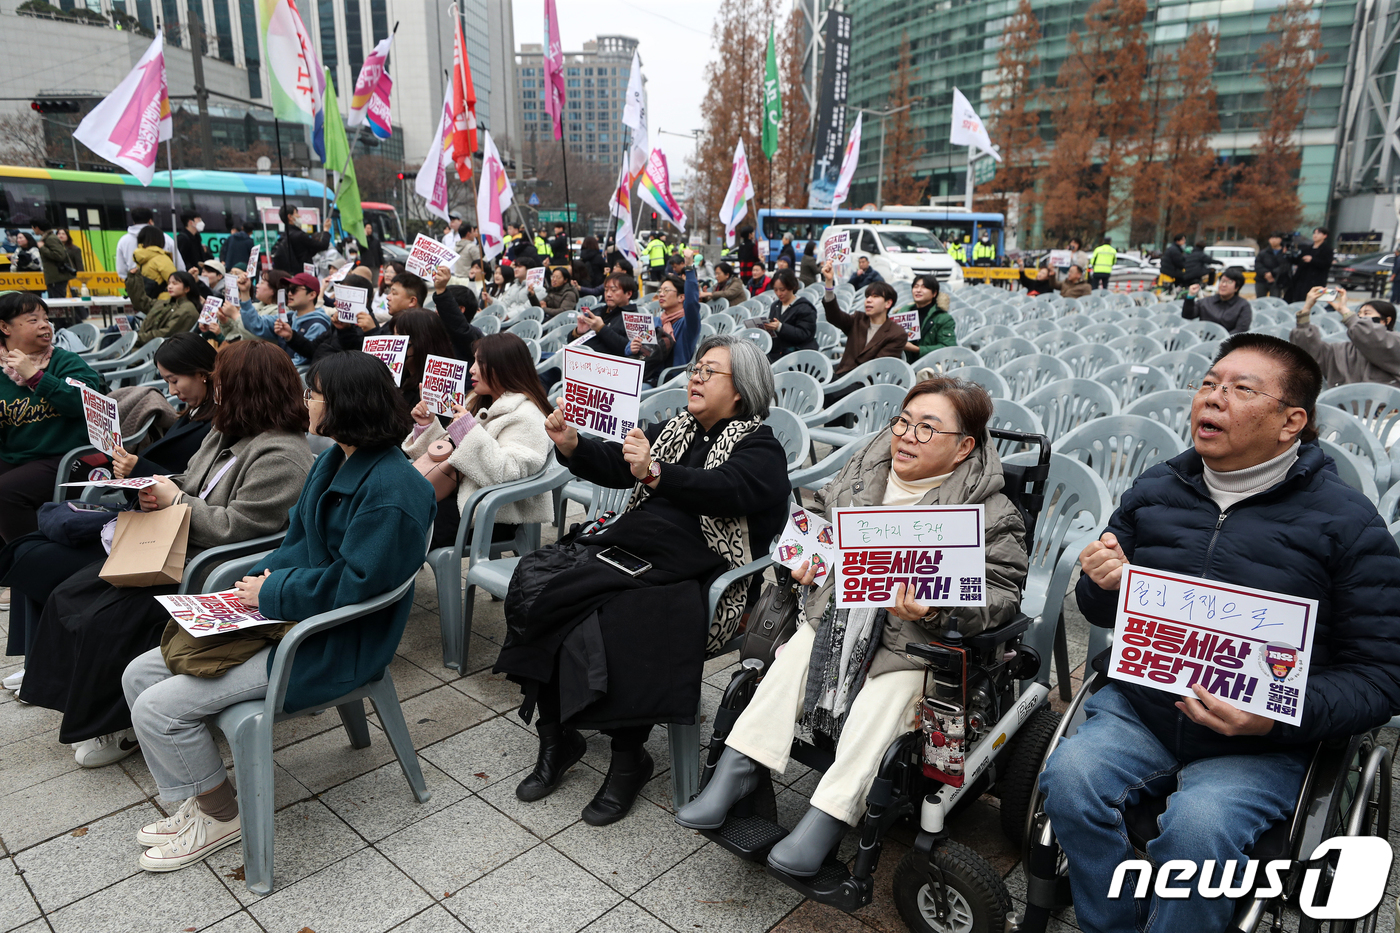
[3,345,53,386]
[800,594,881,741]
[625,409,762,653]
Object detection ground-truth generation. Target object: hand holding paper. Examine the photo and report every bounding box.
[234,570,270,608]
[1176,684,1275,737]
[138,474,181,511]
[544,405,579,457]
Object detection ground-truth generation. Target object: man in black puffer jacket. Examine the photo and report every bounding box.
[1041,333,1400,933]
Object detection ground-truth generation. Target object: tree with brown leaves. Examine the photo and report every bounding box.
[1155,28,1225,246]
[881,33,926,207]
[774,4,813,210]
[1232,0,1323,242]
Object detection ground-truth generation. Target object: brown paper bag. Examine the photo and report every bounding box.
[99,505,191,587]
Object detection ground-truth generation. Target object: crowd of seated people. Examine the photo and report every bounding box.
[1,251,1398,928]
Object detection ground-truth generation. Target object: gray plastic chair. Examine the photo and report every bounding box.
[79,330,136,362]
[789,439,866,502]
[910,346,982,374]
[637,387,689,428]
[1057,415,1185,506]
[979,336,1039,370]
[734,327,773,354]
[1032,329,1085,356]
[541,311,577,333]
[708,314,734,335]
[1119,317,1161,337]
[1317,383,1400,454]
[1123,389,1196,445]
[1146,349,1213,389]
[960,323,1015,351]
[1149,327,1201,353]
[803,383,908,450]
[505,318,542,340]
[990,397,1046,459]
[1379,481,1400,526]
[1319,438,1380,504]
[205,553,429,895]
[1016,317,1060,339]
[822,357,916,396]
[1096,362,1176,409]
[91,335,162,374]
[1056,343,1121,380]
[955,365,1011,399]
[1178,319,1229,347]
[1105,334,1164,364]
[998,353,1073,400]
[764,406,812,472]
[1314,407,1391,491]
[983,305,1022,328]
[52,412,160,503]
[1079,322,1126,344]
[1020,378,1120,441]
[475,314,501,335]
[771,348,834,383]
[773,370,824,417]
[1003,452,1113,698]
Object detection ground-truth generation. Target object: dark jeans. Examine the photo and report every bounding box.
[0,456,62,545]
[1257,278,1284,298]
[1090,272,1111,290]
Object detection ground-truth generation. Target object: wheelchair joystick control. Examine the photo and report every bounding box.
[741,658,765,672]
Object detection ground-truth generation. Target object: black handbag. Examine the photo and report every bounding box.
[36,500,124,548]
[739,568,801,671]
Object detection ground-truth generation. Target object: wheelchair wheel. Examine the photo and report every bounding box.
[997,706,1062,842]
[893,841,1011,933]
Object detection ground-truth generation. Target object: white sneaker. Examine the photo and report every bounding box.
[138,805,241,872]
[73,729,140,768]
[2,669,21,692]
[137,795,200,846]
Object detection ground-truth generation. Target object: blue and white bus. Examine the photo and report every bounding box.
[756,207,1005,259]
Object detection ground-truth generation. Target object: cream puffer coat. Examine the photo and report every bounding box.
[401,391,554,523]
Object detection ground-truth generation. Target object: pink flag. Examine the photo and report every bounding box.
[348,36,392,127]
[832,113,863,210]
[414,91,453,222]
[72,33,171,186]
[542,0,566,142]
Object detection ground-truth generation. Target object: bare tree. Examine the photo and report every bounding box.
[774,3,813,209]
[0,111,53,167]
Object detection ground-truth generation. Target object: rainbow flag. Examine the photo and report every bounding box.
[636,149,686,234]
[349,37,391,126]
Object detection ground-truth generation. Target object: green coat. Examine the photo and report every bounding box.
[915,298,957,356]
[128,271,198,347]
[0,348,106,465]
[37,232,74,289]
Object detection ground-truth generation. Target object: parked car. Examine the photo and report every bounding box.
[1332,250,1395,294]
[818,223,965,288]
[1110,254,1163,286]
[1205,244,1256,264]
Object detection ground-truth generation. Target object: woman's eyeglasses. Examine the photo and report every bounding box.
[686,364,732,384]
[888,415,963,443]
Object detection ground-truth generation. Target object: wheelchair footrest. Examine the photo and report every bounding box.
[700,815,788,861]
[767,860,873,913]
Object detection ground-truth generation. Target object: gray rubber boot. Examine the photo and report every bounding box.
[674,747,762,830]
[766,805,848,877]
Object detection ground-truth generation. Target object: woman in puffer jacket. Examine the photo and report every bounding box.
[676,376,1028,878]
[402,332,553,549]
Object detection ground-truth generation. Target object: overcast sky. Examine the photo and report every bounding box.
[511,0,723,176]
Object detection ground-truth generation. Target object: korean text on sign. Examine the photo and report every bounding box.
[361,336,409,386]
[561,346,643,443]
[832,505,986,608]
[1108,566,1318,726]
[420,354,468,416]
[891,309,920,342]
[405,233,457,280]
[622,311,656,345]
[80,385,121,456]
[198,295,222,328]
[333,283,368,325]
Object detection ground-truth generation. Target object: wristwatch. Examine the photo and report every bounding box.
[640,460,661,485]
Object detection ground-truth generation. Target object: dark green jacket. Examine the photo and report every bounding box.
[256,445,435,713]
[0,348,106,465]
[38,232,74,288]
[904,295,956,356]
[129,274,198,348]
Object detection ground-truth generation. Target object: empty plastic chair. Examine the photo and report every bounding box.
[1079,322,1127,344]
[910,345,982,376]
[1314,407,1391,490]
[803,384,908,450]
[1150,327,1200,353]
[1124,389,1196,445]
[1106,334,1165,364]
[1119,317,1161,337]
[1096,362,1176,408]
[998,353,1073,400]
[983,305,1022,328]
[1020,378,1120,440]
[475,314,501,335]
[1016,317,1060,339]
[637,387,689,429]
[1057,414,1185,505]
[1317,383,1400,453]
[1319,438,1380,504]
[763,406,811,472]
[772,370,824,417]
[961,323,1015,351]
[990,397,1045,458]
[771,349,834,383]
[1057,343,1122,380]
[505,318,542,340]
[734,327,773,353]
[979,336,1039,370]
[956,365,1011,399]
[1032,329,1085,356]
[1146,349,1213,390]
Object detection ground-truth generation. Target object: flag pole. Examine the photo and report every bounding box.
[274,118,288,212]
[559,135,573,263]
[165,137,176,238]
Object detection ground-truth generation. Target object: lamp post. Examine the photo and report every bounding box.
[850,102,918,209]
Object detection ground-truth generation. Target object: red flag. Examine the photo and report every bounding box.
[449,7,477,181]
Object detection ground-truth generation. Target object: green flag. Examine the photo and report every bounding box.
[322,68,366,247]
[762,24,782,160]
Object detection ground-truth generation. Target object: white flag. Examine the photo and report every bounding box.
[949,87,1002,162]
[832,113,862,210]
[415,90,453,222]
[719,139,755,247]
[476,131,515,262]
[614,211,640,267]
[72,34,171,186]
[621,50,649,180]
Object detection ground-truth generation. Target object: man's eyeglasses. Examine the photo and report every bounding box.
[889,415,963,443]
[1189,380,1294,406]
[686,364,732,384]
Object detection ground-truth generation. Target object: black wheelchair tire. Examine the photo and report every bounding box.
[997,706,1062,843]
[893,841,1011,933]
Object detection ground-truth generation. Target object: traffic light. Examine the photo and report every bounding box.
[396,171,416,181]
[651,212,657,220]
[31,99,81,114]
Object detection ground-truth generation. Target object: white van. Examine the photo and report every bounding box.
[818,224,965,289]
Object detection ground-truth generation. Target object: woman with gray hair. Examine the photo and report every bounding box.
[494,334,791,827]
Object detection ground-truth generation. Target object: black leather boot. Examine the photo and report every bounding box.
[581,745,654,826]
[515,723,587,802]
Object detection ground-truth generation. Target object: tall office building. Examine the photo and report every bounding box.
[838,0,1360,241]
[515,34,638,164]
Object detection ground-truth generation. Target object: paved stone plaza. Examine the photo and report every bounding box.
[2,545,1397,933]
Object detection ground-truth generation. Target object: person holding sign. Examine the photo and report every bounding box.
[760,269,819,363]
[676,376,1028,877]
[130,270,200,349]
[20,341,314,770]
[121,351,434,873]
[240,273,332,365]
[1040,333,1400,933]
[820,261,908,404]
[403,333,553,549]
[275,274,378,364]
[0,292,105,548]
[902,273,956,362]
[498,335,790,827]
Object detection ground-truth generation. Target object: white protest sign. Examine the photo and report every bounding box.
[891,309,921,342]
[198,295,222,328]
[361,335,409,386]
[115,314,131,334]
[275,289,288,325]
[155,591,276,638]
[832,505,987,608]
[420,353,468,416]
[328,262,354,284]
[80,385,121,456]
[622,311,656,345]
[245,245,260,279]
[774,506,837,587]
[223,273,239,303]
[333,283,368,325]
[561,346,644,442]
[61,476,157,490]
[405,233,457,280]
[824,231,851,277]
[525,266,546,292]
[302,262,316,277]
[1048,250,1072,269]
[1108,566,1318,726]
